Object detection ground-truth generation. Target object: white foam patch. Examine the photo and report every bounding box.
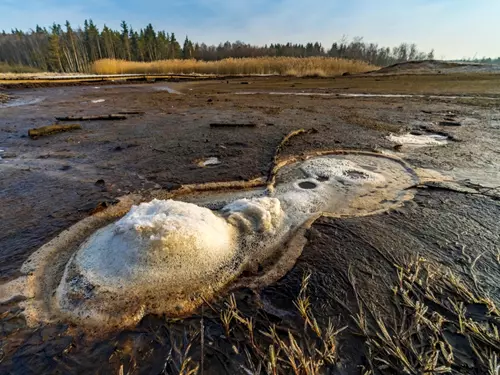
[235,92,499,101]
[222,197,283,235]
[68,199,237,290]
[11,154,419,329]
[53,197,289,326]
[274,154,416,218]
[388,133,448,146]
[299,158,384,184]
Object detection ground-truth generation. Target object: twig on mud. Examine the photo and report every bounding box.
[200,296,218,315]
[267,128,317,189]
[28,123,82,138]
[210,123,258,128]
[152,148,167,153]
[470,251,487,291]
[55,114,127,121]
[117,111,145,115]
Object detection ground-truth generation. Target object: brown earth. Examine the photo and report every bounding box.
[0,75,499,374]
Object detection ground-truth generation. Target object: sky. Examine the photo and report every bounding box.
[0,0,499,59]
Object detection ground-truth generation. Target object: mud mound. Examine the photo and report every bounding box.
[376,60,500,74]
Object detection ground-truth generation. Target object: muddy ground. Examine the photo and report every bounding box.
[1,75,499,374]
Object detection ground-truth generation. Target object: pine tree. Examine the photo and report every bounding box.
[101,25,115,59]
[48,24,63,72]
[129,28,139,61]
[182,36,194,59]
[121,21,131,60]
[170,33,181,59]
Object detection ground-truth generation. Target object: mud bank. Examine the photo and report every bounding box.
[1,75,500,374]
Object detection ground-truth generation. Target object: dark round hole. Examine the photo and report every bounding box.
[298,181,317,189]
[344,170,369,180]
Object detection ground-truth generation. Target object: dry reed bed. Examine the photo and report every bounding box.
[92,57,376,77]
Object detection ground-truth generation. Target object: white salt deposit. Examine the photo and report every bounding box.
[222,197,283,235]
[68,199,236,290]
[235,92,499,101]
[388,133,448,146]
[298,157,384,184]
[91,99,105,103]
[198,157,221,167]
[52,197,291,326]
[9,153,420,329]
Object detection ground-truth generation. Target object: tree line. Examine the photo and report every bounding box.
[0,20,438,73]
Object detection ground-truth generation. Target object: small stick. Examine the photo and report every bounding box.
[28,124,82,138]
[210,123,257,128]
[55,114,127,121]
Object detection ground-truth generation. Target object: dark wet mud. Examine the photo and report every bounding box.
[1,76,500,374]
[1,190,498,375]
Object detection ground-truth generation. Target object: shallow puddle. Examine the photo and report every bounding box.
[235,91,499,100]
[0,96,45,108]
[153,85,182,94]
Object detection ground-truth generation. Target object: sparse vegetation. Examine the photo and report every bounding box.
[91,57,375,77]
[351,257,500,374]
[205,273,343,375]
[142,254,500,375]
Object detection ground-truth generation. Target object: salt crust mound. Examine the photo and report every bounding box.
[55,197,286,326]
[7,154,419,329]
[71,199,238,290]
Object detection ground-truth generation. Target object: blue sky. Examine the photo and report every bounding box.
[1,0,498,59]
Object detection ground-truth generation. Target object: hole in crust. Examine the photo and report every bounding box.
[298,181,318,189]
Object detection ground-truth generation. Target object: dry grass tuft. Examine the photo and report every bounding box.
[215,272,344,375]
[91,57,376,77]
[352,257,500,375]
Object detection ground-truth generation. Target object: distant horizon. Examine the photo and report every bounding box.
[2,20,499,63]
[0,0,499,60]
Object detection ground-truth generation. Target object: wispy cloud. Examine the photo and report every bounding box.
[0,0,498,59]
